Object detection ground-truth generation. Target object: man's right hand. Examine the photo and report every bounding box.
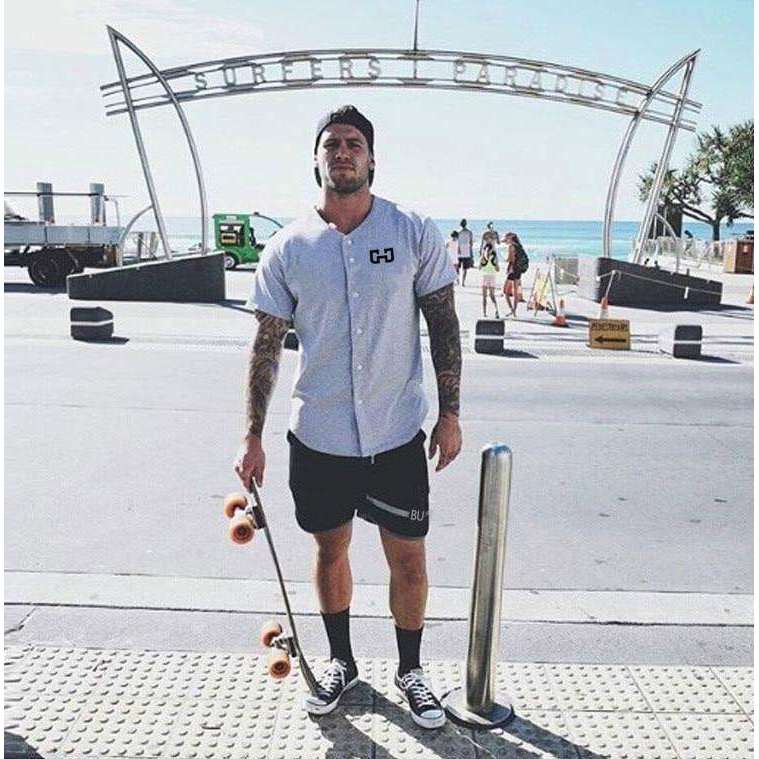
[234,434,266,489]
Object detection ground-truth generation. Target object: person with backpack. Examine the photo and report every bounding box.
[503,231,529,317]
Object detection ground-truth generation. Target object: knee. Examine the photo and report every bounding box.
[391,556,427,587]
[315,534,350,566]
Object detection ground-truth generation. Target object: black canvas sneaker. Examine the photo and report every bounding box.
[395,668,446,729]
[303,658,359,715]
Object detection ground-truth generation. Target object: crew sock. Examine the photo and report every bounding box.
[321,608,356,672]
[395,625,423,676]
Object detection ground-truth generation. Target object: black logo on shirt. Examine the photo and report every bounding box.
[370,247,395,264]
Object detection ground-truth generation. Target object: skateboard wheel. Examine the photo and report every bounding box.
[224,492,248,519]
[260,620,283,647]
[267,648,291,679]
[229,514,255,544]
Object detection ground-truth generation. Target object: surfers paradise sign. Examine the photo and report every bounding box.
[102,27,700,260]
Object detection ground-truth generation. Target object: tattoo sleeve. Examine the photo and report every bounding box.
[245,310,291,437]
[418,284,461,417]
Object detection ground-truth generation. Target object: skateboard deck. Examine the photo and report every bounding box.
[224,486,319,695]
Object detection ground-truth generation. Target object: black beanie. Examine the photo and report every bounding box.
[313,105,374,187]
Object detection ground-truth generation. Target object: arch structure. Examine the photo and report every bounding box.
[102,28,700,260]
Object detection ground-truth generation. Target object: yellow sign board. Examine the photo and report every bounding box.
[588,318,631,350]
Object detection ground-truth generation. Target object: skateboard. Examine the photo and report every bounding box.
[223,485,319,696]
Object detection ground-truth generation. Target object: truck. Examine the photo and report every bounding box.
[214,212,283,269]
[4,182,124,288]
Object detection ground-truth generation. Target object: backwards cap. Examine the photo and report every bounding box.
[313,105,375,187]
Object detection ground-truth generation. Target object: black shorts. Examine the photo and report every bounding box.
[458,257,473,270]
[287,430,430,539]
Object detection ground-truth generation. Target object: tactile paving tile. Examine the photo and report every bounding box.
[372,708,477,758]
[658,713,754,759]
[270,683,373,759]
[713,667,755,716]
[545,664,650,713]
[493,662,560,712]
[470,710,579,758]
[562,711,678,759]
[630,666,744,714]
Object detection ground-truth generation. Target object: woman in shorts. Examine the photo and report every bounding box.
[479,242,500,318]
[503,231,527,317]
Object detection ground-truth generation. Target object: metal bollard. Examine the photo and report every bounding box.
[442,443,515,729]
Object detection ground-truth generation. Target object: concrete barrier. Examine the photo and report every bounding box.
[578,257,722,308]
[70,307,114,341]
[658,325,703,359]
[67,253,226,303]
[474,319,504,354]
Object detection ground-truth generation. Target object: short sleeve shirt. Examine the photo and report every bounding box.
[247,195,457,457]
[457,228,473,258]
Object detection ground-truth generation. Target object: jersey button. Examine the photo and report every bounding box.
[353,292,359,298]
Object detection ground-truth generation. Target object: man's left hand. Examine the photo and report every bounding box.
[428,413,462,472]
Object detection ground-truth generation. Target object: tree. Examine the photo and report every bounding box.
[638,120,753,241]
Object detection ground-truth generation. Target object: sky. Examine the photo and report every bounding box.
[4,0,754,224]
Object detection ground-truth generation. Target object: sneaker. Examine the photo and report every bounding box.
[395,668,446,729]
[303,658,359,715]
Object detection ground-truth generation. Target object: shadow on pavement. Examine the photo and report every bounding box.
[314,688,595,759]
[4,282,65,294]
[4,731,44,758]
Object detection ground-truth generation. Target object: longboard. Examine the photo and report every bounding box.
[224,485,319,695]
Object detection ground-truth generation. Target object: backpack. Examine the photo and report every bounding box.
[514,243,529,274]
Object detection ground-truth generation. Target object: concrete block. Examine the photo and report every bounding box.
[578,257,722,308]
[67,252,226,303]
[659,325,703,359]
[284,330,299,350]
[70,307,114,341]
[474,319,504,354]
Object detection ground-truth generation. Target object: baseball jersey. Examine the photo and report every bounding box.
[248,195,457,457]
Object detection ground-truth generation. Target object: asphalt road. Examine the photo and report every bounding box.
[4,267,754,665]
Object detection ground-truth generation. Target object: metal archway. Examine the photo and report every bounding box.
[102,31,700,259]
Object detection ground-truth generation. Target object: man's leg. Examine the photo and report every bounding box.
[379,528,428,669]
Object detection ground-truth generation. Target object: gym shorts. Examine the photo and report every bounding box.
[287,430,430,539]
[458,256,473,270]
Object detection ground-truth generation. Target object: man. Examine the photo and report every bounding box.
[479,221,500,256]
[234,106,462,730]
[457,218,474,286]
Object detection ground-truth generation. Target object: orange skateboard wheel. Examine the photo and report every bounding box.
[260,620,283,647]
[267,649,291,679]
[224,492,248,519]
[229,514,255,544]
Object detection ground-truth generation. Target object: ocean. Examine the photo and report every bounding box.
[141,215,753,260]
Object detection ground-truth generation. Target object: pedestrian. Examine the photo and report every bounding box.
[479,221,500,256]
[479,241,500,318]
[234,105,462,730]
[457,218,474,286]
[446,230,461,282]
[503,231,528,317]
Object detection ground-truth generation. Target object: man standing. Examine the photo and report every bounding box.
[235,106,462,729]
[479,221,500,256]
[457,218,474,286]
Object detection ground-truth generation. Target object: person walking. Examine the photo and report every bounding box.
[457,218,474,286]
[234,105,462,730]
[479,241,500,318]
[446,230,461,281]
[503,231,528,317]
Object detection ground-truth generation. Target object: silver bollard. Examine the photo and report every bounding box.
[442,443,515,729]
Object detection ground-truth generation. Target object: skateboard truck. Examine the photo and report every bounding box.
[223,485,320,696]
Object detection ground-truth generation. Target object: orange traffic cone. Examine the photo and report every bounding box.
[552,298,568,327]
[747,286,754,305]
[599,295,609,319]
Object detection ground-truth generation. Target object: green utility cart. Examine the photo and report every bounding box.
[213,213,265,269]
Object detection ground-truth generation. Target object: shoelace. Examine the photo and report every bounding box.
[400,672,438,709]
[318,660,347,695]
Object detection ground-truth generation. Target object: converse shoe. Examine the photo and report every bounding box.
[303,658,359,715]
[395,668,446,729]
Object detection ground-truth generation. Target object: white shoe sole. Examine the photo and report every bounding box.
[396,684,447,729]
[303,675,359,716]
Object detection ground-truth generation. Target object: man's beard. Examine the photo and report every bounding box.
[325,167,369,196]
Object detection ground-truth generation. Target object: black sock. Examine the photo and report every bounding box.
[395,625,423,676]
[321,608,355,670]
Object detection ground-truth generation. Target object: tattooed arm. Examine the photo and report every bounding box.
[418,283,462,471]
[234,310,291,488]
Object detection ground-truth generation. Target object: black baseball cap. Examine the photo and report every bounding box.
[313,105,375,187]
